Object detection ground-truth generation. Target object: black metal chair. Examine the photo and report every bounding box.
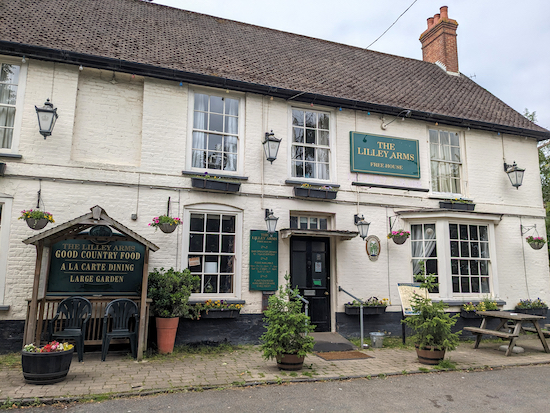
[48,296,92,362]
[101,298,140,361]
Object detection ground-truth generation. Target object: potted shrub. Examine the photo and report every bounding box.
[260,275,315,370]
[402,276,461,365]
[387,229,410,245]
[525,235,546,250]
[147,268,199,354]
[344,297,389,315]
[149,215,182,233]
[195,299,243,319]
[514,298,548,316]
[19,209,55,230]
[21,341,74,384]
[461,298,499,318]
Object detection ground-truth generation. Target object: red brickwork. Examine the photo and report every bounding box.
[419,6,459,73]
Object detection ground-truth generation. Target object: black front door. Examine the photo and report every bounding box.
[290,237,330,332]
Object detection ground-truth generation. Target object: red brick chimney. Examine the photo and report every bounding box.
[419,6,459,73]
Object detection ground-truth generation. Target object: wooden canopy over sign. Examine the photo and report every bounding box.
[23,206,159,360]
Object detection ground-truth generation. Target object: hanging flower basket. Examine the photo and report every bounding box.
[18,210,55,230]
[387,230,410,245]
[526,236,546,250]
[149,215,182,233]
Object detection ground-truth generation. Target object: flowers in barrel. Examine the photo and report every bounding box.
[149,215,182,233]
[23,341,73,353]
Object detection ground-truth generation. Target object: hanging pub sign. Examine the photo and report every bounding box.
[350,132,420,178]
[47,239,145,296]
[249,230,278,291]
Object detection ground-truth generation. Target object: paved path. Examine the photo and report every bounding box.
[2,336,550,405]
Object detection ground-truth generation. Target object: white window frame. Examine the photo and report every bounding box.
[287,105,335,182]
[186,87,245,176]
[428,127,466,197]
[404,212,500,300]
[0,195,13,305]
[0,56,27,155]
[182,204,242,299]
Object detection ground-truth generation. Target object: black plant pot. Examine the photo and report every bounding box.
[26,218,49,230]
[344,305,386,315]
[460,309,482,319]
[528,241,545,250]
[294,187,337,199]
[513,308,548,316]
[159,223,178,233]
[392,236,408,245]
[199,309,240,319]
[191,177,241,193]
[21,348,74,384]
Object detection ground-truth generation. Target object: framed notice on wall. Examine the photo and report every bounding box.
[249,230,278,291]
[350,132,420,178]
[397,283,427,315]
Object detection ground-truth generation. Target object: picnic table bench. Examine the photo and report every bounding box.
[463,311,550,356]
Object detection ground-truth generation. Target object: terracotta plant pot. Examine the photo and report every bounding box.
[26,218,49,230]
[276,353,305,370]
[415,345,445,365]
[156,317,179,354]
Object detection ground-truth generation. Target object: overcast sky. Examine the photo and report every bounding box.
[154,0,550,131]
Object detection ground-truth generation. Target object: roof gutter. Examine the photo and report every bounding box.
[2,41,548,141]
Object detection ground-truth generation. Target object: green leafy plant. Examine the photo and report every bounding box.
[18,209,54,223]
[260,274,315,360]
[462,297,499,312]
[149,215,182,229]
[515,298,548,309]
[525,235,546,246]
[147,268,199,318]
[345,297,389,307]
[402,275,461,351]
[387,230,410,239]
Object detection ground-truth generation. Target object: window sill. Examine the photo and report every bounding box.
[182,170,248,181]
[0,153,22,159]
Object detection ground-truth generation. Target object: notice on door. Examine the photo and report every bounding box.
[249,230,278,291]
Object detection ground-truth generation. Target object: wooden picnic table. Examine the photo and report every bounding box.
[464,310,550,356]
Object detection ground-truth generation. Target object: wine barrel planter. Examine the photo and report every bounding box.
[26,218,49,230]
[159,223,177,233]
[415,345,446,365]
[21,348,74,384]
[276,354,305,370]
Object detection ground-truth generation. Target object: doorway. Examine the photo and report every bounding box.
[290,237,330,332]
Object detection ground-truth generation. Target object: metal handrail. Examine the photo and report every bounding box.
[338,286,366,349]
[292,291,310,336]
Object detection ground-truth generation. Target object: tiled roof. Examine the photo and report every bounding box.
[1,0,547,138]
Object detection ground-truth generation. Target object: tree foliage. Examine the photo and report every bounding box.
[147,268,199,318]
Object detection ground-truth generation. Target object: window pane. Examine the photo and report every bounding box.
[292,109,304,126]
[305,112,316,128]
[220,275,233,293]
[192,132,207,149]
[293,127,304,143]
[220,255,234,273]
[471,277,480,293]
[424,224,436,239]
[480,261,489,275]
[461,277,470,293]
[305,162,314,178]
[190,213,204,232]
[193,111,207,129]
[452,276,460,293]
[317,148,329,162]
[317,163,329,180]
[209,113,223,132]
[460,260,469,275]
[292,145,303,160]
[411,241,423,257]
[225,116,238,134]
[210,96,223,113]
[194,93,209,111]
[411,225,422,239]
[471,242,479,257]
[460,242,469,257]
[430,143,439,160]
[459,225,468,240]
[451,259,459,274]
[319,218,327,230]
[469,225,478,240]
[479,226,488,241]
[429,129,439,144]
[451,147,461,162]
[225,98,238,116]
[205,234,219,253]
[0,128,12,149]
[188,255,202,273]
[318,113,329,129]
[206,214,220,232]
[306,129,316,144]
[221,235,234,253]
[481,278,490,293]
[222,215,235,233]
[293,161,303,177]
[299,217,308,229]
[290,216,298,229]
[189,233,204,252]
[0,107,15,127]
[450,241,459,257]
[310,217,318,229]
[480,243,489,258]
[305,147,315,161]
[426,259,437,275]
[450,132,459,146]
[470,260,479,275]
[319,131,329,146]
[440,131,449,145]
[203,275,218,293]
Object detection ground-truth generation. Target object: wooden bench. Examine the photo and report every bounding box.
[522,327,550,337]
[463,326,518,339]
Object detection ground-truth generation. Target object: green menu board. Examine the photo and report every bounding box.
[249,230,278,291]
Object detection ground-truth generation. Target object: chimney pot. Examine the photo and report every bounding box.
[433,13,441,25]
[440,6,448,19]
[427,17,434,30]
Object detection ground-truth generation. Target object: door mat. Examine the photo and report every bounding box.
[315,351,372,361]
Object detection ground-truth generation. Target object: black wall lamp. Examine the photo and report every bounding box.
[265,209,279,234]
[35,99,58,138]
[504,161,525,189]
[354,214,370,240]
[262,130,281,164]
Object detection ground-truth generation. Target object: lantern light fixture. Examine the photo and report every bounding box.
[262,130,281,164]
[265,209,279,234]
[35,99,58,138]
[504,161,525,189]
[354,214,370,240]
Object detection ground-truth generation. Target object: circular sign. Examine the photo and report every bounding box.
[365,235,381,261]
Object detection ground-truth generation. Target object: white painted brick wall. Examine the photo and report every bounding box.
[1,57,548,322]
